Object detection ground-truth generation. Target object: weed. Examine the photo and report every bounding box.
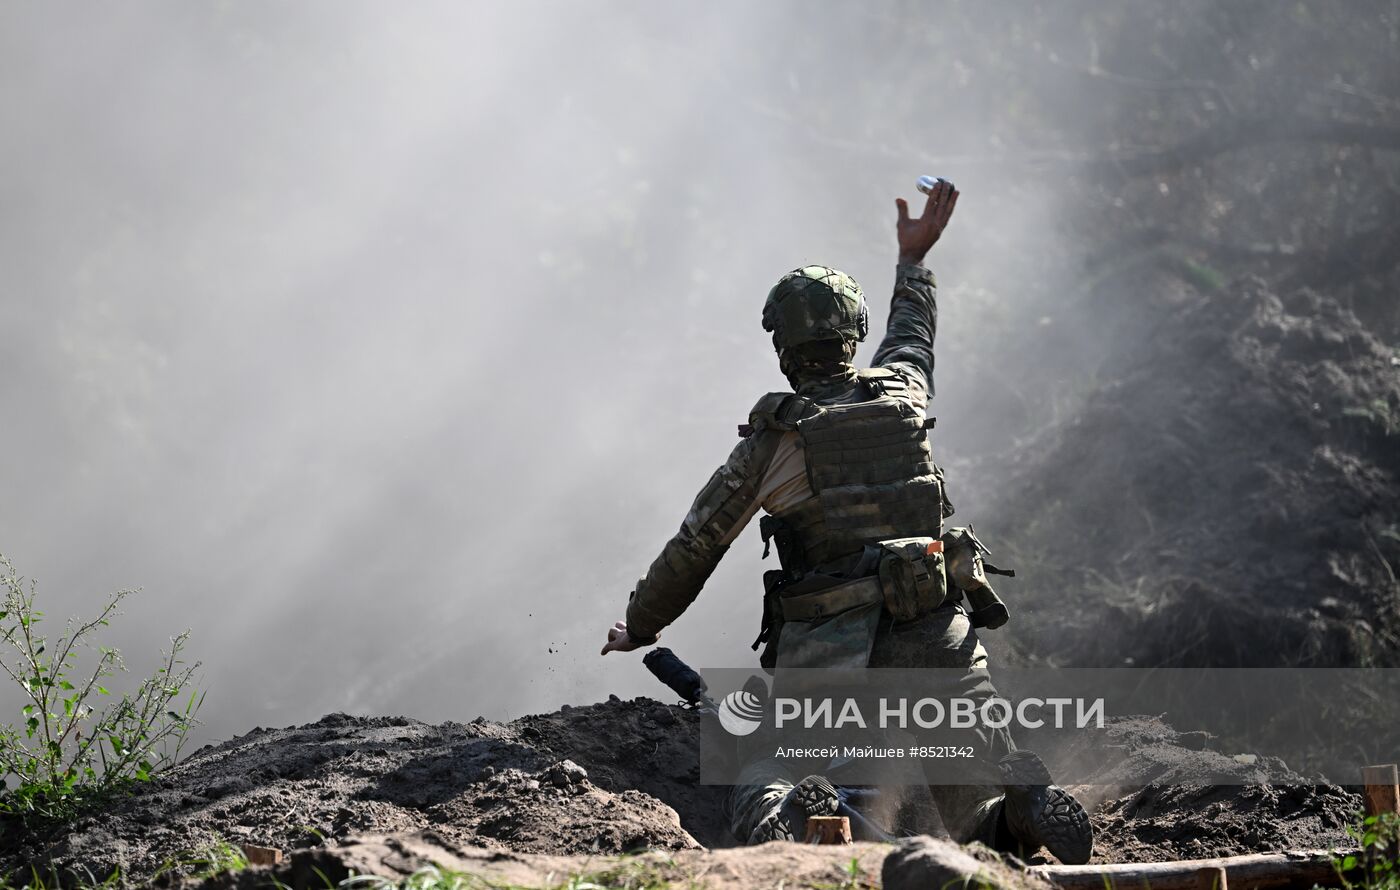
[0,864,120,889]
[553,859,677,890]
[338,865,539,889]
[810,853,871,890]
[1331,811,1399,890]
[0,555,204,825]
[152,839,249,882]
[0,838,246,889]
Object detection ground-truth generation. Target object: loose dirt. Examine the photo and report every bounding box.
[1,703,1363,887]
[988,276,1400,672]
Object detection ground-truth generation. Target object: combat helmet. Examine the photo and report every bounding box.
[762,265,868,352]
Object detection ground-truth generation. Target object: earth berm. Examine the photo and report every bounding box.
[2,702,1361,888]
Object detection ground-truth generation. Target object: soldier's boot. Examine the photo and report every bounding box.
[747,775,841,844]
[997,750,1093,864]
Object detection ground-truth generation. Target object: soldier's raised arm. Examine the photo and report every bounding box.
[871,179,959,400]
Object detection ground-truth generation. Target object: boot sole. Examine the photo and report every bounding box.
[748,810,794,844]
[999,751,1093,864]
[793,774,841,817]
[747,775,841,845]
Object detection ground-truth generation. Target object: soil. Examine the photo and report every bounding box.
[4,703,709,885]
[1057,717,1362,864]
[212,836,908,890]
[0,704,1363,888]
[988,276,1400,672]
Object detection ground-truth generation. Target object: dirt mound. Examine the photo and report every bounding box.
[1094,783,1356,864]
[4,705,708,886]
[992,276,1400,669]
[510,698,730,847]
[2,704,1361,886]
[1056,717,1359,863]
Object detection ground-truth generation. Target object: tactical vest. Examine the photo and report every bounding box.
[749,368,951,579]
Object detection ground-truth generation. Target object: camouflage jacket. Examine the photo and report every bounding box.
[624,263,939,642]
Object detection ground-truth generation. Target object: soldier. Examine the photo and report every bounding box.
[600,180,1092,863]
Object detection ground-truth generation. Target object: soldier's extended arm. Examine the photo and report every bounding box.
[613,432,778,647]
[871,264,939,399]
[871,179,959,399]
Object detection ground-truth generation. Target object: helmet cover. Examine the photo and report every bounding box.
[761,265,869,351]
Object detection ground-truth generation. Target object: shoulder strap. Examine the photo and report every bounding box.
[740,391,813,437]
[857,367,910,399]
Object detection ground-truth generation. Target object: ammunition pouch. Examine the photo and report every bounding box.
[875,536,949,621]
[772,573,884,670]
[778,575,884,622]
[757,517,1014,666]
[770,535,948,627]
[941,526,1016,630]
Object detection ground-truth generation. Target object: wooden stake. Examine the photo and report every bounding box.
[803,815,852,845]
[1361,763,1400,818]
[240,844,284,867]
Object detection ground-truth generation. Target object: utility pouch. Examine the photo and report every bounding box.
[943,527,988,591]
[773,573,884,670]
[875,536,948,621]
[941,525,1015,630]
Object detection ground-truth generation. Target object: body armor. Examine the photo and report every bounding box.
[753,368,949,576]
[747,368,954,668]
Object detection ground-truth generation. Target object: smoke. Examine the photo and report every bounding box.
[0,3,1100,745]
[6,1,1379,746]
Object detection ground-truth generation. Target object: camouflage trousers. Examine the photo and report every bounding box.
[725,603,1012,844]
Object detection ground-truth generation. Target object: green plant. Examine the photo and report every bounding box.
[554,863,674,890]
[328,857,691,890]
[339,866,528,889]
[1332,811,1399,890]
[0,868,119,890]
[831,855,865,890]
[810,854,870,890]
[0,555,204,823]
[152,839,249,882]
[0,840,253,890]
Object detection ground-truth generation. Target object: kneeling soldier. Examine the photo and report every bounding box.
[601,180,1092,863]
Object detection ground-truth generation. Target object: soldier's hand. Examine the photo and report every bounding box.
[895,178,959,266]
[600,620,654,655]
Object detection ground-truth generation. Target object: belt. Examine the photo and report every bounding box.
[779,576,884,622]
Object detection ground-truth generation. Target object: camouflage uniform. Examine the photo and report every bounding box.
[725,609,1006,843]
[624,264,942,643]
[624,264,1011,844]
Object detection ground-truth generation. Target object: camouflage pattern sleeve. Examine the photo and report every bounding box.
[624,432,778,642]
[870,263,938,402]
